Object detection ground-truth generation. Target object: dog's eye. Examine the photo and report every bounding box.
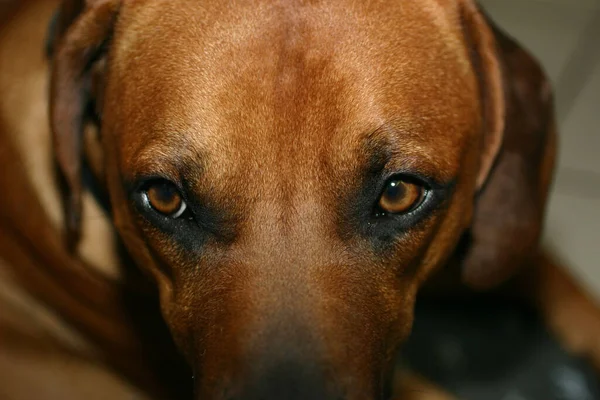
[144,180,188,218]
[377,178,425,215]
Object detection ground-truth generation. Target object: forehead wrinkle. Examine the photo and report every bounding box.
[111,0,480,198]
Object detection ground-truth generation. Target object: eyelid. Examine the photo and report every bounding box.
[132,174,185,193]
[386,169,459,195]
[137,176,197,208]
[380,171,433,188]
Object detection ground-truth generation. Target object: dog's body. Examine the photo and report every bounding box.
[0,2,150,398]
[0,1,599,399]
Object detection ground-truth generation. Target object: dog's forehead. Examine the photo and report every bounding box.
[106,0,478,183]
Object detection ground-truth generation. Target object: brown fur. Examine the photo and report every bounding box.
[1,0,599,399]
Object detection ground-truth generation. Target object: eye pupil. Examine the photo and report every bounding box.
[385,180,407,200]
[152,182,177,202]
[146,181,186,217]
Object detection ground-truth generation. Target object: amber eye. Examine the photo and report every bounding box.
[378,178,425,215]
[145,181,187,218]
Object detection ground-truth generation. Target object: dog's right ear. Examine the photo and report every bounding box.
[48,0,120,245]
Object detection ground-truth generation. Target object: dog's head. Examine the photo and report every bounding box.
[48,0,556,398]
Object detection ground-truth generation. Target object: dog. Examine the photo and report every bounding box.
[1,0,599,399]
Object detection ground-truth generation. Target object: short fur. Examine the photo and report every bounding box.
[0,0,598,399]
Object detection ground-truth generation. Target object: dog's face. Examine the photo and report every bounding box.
[102,1,481,397]
[49,0,555,399]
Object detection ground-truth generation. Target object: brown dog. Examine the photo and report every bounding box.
[1,0,599,399]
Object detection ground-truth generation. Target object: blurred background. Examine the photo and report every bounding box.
[480,0,600,301]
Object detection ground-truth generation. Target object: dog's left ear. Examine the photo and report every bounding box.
[48,0,120,245]
[458,1,558,289]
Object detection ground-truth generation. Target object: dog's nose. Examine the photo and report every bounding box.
[233,359,343,400]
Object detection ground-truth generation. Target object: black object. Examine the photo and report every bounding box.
[402,296,600,400]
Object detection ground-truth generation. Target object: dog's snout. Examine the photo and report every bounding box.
[234,360,341,400]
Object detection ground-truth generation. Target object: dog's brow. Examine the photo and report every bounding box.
[126,147,204,184]
[361,136,392,176]
[360,123,457,183]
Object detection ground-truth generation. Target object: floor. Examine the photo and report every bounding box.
[479,0,600,301]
